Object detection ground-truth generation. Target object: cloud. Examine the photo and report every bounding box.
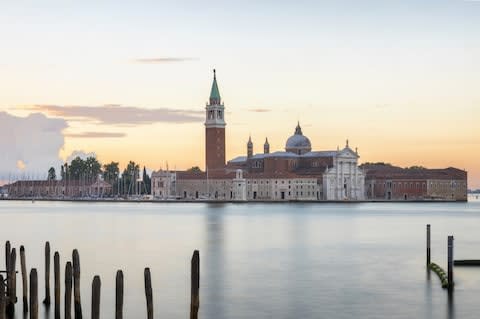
[0,112,67,180]
[248,108,272,113]
[65,150,97,163]
[22,104,203,125]
[133,57,196,64]
[65,132,126,138]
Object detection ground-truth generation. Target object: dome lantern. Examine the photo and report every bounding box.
[285,122,311,155]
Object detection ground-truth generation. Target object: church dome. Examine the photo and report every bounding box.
[285,123,312,155]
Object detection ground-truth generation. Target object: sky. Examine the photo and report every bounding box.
[0,0,479,187]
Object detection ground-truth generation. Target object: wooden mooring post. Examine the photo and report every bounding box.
[448,236,454,288]
[20,245,28,313]
[54,252,60,319]
[6,248,17,317]
[426,224,431,266]
[116,270,123,319]
[91,276,101,319]
[5,241,10,276]
[30,269,38,319]
[190,250,200,319]
[65,262,73,319]
[0,274,5,319]
[144,268,153,319]
[43,242,51,306]
[72,249,82,319]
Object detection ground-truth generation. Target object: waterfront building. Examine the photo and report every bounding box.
[363,164,467,201]
[151,70,366,201]
[151,170,177,199]
[0,186,7,198]
[5,179,112,198]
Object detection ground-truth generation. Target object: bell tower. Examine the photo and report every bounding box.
[205,69,226,170]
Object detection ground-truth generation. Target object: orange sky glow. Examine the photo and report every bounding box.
[0,1,479,188]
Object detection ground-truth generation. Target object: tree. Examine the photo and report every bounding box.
[187,166,202,173]
[103,162,120,194]
[103,162,119,182]
[407,166,426,170]
[66,156,101,181]
[68,157,87,180]
[47,167,56,180]
[85,156,101,180]
[122,161,140,195]
[142,166,151,194]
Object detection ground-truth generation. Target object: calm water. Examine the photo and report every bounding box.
[1,198,479,319]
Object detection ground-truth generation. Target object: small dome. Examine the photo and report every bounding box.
[285,123,312,155]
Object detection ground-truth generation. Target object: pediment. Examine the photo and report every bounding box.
[338,147,358,158]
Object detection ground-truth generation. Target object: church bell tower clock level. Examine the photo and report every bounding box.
[205,69,226,170]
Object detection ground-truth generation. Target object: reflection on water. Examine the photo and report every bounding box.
[447,289,454,319]
[0,200,479,319]
[204,204,226,319]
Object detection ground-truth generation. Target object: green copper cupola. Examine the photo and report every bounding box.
[209,69,221,105]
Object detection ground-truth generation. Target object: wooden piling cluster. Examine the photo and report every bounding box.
[1,240,201,318]
[426,225,454,289]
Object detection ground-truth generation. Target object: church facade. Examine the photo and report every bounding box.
[151,70,365,201]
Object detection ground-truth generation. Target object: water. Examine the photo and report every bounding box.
[1,198,479,319]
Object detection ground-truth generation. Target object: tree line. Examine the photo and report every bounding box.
[47,156,151,195]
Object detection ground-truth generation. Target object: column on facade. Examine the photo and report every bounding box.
[350,161,354,199]
[354,162,359,199]
[336,157,340,200]
[340,159,344,200]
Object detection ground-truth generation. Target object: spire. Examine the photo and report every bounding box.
[264,137,270,154]
[247,135,253,158]
[209,69,221,105]
[294,122,303,135]
[346,139,349,148]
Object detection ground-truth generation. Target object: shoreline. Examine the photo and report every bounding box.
[0,197,468,204]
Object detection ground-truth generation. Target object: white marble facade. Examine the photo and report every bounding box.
[323,145,365,200]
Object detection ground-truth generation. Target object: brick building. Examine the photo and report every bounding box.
[363,164,467,201]
[6,179,112,198]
